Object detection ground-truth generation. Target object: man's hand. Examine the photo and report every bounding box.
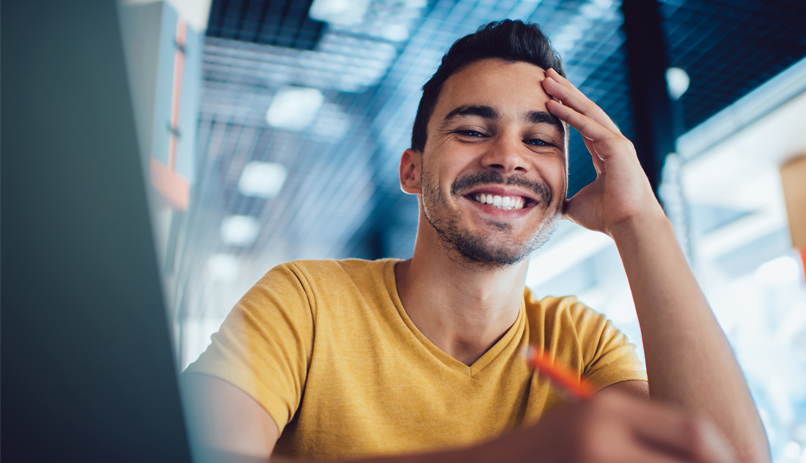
[482,390,737,463]
[541,68,665,237]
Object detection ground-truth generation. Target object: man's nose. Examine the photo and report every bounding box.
[480,135,528,174]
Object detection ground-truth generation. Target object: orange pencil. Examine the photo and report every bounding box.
[525,346,595,400]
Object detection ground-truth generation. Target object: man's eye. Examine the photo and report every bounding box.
[524,138,549,146]
[456,130,485,137]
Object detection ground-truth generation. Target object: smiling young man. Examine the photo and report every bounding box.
[182,20,769,463]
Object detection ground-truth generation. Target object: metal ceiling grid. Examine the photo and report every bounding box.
[208,0,326,49]
[179,105,381,320]
[660,0,806,131]
[172,0,805,321]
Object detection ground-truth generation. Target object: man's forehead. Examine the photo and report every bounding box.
[435,60,552,117]
[442,59,548,90]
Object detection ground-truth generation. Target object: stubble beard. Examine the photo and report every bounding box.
[421,168,563,269]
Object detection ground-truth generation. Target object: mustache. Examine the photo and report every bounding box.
[450,170,553,205]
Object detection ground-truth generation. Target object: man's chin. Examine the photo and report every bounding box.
[452,214,561,267]
[446,233,532,268]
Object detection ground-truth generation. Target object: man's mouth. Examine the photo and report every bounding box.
[471,193,527,211]
[452,171,551,213]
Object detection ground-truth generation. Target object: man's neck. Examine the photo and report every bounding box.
[394,227,529,366]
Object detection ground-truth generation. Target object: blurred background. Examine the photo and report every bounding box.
[118,0,806,461]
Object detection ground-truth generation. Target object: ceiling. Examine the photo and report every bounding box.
[171,0,806,322]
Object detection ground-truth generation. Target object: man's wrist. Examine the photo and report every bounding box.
[607,208,672,247]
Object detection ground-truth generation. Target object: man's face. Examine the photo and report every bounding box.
[418,58,567,267]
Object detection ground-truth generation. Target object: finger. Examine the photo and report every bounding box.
[592,392,707,460]
[623,444,691,463]
[543,75,621,136]
[546,99,614,145]
[638,421,737,463]
[543,69,622,135]
[627,404,700,455]
[544,69,620,134]
[682,420,737,463]
[552,101,616,169]
[625,403,737,463]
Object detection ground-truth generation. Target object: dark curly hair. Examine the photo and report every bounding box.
[411,20,566,153]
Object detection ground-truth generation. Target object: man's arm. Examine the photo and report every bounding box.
[612,214,769,462]
[542,68,769,463]
[604,379,650,399]
[182,373,734,463]
[182,373,279,463]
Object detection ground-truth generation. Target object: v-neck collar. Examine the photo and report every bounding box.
[383,259,526,378]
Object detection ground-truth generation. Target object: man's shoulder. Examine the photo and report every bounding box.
[280,258,398,278]
[269,258,400,293]
[522,287,605,326]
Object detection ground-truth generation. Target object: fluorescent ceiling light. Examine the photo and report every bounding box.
[309,0,370,26]
[666,67,690,100]
[755,255,799,285]
[208,253,240,282]
[220,215,260,246]
[380,24,410,42]
[238,162,287,198]
[266,87,324,130]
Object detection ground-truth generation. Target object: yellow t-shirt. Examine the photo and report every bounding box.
[185,258,646,460]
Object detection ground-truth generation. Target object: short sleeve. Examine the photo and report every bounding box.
[528,291,647,392]
[183,263,315,433]
[567,300,647,390]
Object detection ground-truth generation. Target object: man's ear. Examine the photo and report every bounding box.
[399,148,422,195]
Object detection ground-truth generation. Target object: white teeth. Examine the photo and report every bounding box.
[475,194,490,204]
[473,194,526,210]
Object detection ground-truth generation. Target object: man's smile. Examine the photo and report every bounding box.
[473,193,525,210]
[457,187,541,221]
[451,171,554,213]
[458,184,543,218]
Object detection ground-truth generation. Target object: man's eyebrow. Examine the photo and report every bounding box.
[441,105,499,126]
[526,110,565,138]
